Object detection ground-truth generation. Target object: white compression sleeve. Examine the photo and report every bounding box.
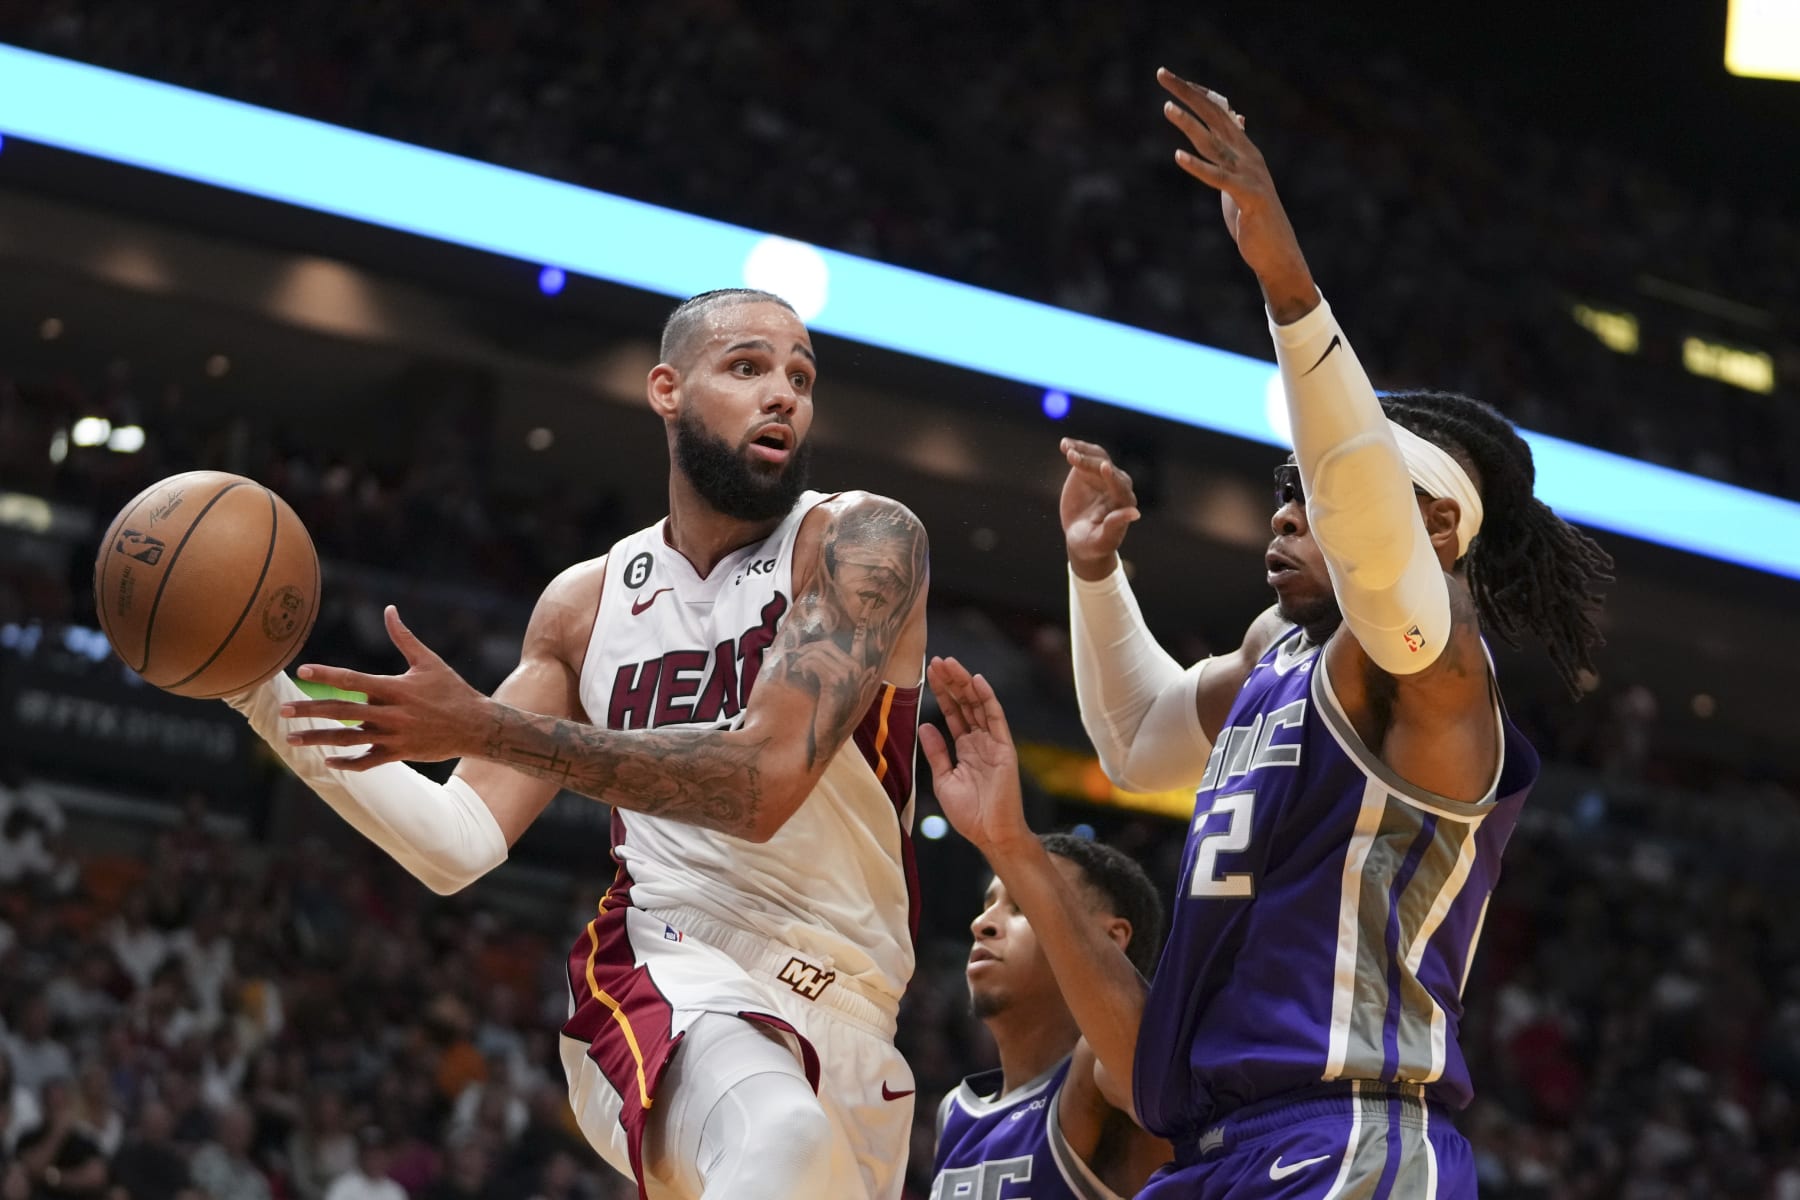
[1069,564,1213,794]
[225,674,508,894]
[1272,298,1451,674]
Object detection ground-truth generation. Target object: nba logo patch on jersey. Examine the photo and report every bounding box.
[1403,625,1426,653]
[662,924,683,943]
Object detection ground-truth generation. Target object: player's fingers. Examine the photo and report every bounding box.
[1158,69,1240,131]
[969,674,1014,746]
[936,657,988,734]
[286,727,380,748]
[1175,148,1233,191]
[927,666,972,740]
[1156,67,1215,113]
[294,663,383,693]
[385,605,434,668]
[918,723,954,777]
[1064,449,1116,481]
[1099,509,1141,540]
[326,749,397,771]
[278,699,369,724]
[1163,100,1230,161]
[1060,437,1115,462]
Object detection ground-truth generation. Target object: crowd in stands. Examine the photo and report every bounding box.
[0,773,633,1200]
[5,724,1800,1198]
[3,0,1797,498]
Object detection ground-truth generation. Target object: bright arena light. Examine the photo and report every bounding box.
[1041,389,1071,420]
[107,424,146,453]
[1263,370,1292,449]
[1726,0,1800,80]
[920,814,949,840]
[538,265,566,296]
[70,417,111,447]
[3,44,1799,578]
[742,236,830,321]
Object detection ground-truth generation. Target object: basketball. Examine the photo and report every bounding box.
[92,471,321,699]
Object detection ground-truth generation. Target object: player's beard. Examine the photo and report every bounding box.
[674,408,813,522]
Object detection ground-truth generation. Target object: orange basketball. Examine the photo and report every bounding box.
[93,471,321,699]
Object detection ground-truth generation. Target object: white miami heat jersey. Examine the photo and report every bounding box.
[576,491,921,1003]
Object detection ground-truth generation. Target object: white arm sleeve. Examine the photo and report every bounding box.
[226,674,508,895]
[1272,298,1451,675]
[1069,564,1213,794]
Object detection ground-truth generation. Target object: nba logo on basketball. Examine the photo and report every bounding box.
[114,530,166,565]
[1403,625,1426,653]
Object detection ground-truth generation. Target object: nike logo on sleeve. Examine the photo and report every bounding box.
[1302,334,1342,377]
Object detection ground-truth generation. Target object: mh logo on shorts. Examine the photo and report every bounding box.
[778,957,836,1001]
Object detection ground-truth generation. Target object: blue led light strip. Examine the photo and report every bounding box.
[2,43,1796,579]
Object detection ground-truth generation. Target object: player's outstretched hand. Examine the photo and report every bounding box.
[278,606,491,769]
[1059,438,1141,581]
[920,656,1033,856]
[1158,67,1314,315]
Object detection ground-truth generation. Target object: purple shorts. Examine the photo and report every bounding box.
[1141,1083,1476,1200]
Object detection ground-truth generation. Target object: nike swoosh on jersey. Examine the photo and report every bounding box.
[1268,1153,1333,1181]
[881,1082,915,1102]
[630,587,673,616]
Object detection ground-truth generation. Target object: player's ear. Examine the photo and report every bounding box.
[648,362,681,420]
[1421,497,1460,557]
[1102,916,1132,954]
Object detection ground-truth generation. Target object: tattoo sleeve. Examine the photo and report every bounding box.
[473,497,928,839]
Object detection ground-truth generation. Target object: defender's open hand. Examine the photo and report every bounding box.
[920,656,1033,856]
[1158,67,1316,320]
[1059,438,1142,581]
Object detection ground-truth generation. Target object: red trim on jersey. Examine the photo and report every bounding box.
[561,813,682,1200]
[852,683,920,813]
[851,683,923,943]
[736,1012,822,1092]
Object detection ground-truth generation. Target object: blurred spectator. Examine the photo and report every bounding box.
[0,1054,42,1155]
[107,1101,191,1200]
[105,891,169,994]
[322,1128,406,1200]
[286,1091,356,1200]
[13,1082,108,1200]
[1,997,72,1097]
[188,1103,270,1200]
[423,1141,500,1200]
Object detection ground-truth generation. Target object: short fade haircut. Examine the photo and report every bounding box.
[1042,832,1165,978]
[658,288,797,367]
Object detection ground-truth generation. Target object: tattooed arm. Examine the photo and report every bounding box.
[478,493,927,839]
[284,494,929,843]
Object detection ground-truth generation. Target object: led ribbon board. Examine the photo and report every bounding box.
[3,43,1798,580]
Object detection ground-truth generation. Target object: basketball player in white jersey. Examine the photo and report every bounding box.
[220,288,930,1200]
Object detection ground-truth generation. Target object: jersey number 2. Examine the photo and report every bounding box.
[1188,791,1255,898]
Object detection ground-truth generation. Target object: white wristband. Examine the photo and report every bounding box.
[1069,564,1212,794]
[226,674,508,894]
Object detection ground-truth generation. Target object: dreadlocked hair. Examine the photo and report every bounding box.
[1378,390,1614,698]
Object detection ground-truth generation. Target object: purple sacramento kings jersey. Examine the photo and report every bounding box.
[1133,628,1540,1144]
[932,1057,1123,1200]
